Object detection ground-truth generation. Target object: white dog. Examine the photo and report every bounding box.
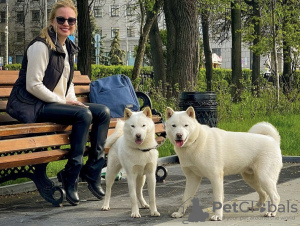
[101,107,160,218]
[165,106,282,221]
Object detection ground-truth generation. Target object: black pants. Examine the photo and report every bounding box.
[37,103,110,184]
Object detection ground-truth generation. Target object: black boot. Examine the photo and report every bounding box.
[80,172,105,199]
[57,170,80,206]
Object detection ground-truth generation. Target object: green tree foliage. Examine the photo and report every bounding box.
[108,32,126,65]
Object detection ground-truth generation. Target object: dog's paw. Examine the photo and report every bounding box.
[131,211,141,218]
[101,205,110,211]
[151,210,160,217]
[264,212,276,217]
[140,203,150,209]
[171,212,183,218]
[210,215,222,221]
[249,206,260,211]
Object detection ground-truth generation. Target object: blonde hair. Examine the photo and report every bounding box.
[40,0,78,50]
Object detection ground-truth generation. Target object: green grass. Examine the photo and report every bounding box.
[218,114,300,156]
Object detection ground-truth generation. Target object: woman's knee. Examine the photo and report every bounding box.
[101,105,111,120]
[75,107,93,124]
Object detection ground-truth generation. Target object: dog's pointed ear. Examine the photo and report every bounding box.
[124,108,132,120]
[142,106,152,118]
[186,106,196,119]
[166,107,174,119]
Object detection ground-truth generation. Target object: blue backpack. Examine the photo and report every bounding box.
[89,74,140,118]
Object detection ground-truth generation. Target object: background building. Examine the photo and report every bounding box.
[0,0,164,66]
[0,0,281,72]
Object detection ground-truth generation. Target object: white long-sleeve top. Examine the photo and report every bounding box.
[26,41,77,103]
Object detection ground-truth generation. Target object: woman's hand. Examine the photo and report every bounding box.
[66,100,89,108]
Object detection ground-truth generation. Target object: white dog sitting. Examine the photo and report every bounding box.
[165,106,282,221]
[101,107,160,218]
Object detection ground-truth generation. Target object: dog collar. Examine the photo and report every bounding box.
[138,145,158,152]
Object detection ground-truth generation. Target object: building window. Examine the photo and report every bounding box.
[32,31,40,38]
[127,27,134,37]
[16,32,24,42]
[212,48,221,57]
[94,6,103,18]
[16,55,23,64]
[32,10,40,22]
[16,12,24,23]
[0,0,6,4]
[110,5,119,17]
[111,28,119,38]
[0,11,5,23]
[126,4,135,16]
[0,32,5,42]
[17,0,25,2]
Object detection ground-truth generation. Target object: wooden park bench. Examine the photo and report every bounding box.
[0,70,167,207]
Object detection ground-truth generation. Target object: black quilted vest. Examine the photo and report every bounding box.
[6,28,79,123]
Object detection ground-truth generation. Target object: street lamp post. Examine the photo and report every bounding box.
[45,0,47,27]
[5,1,8,66]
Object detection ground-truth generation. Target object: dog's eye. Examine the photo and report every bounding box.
[142,124,146,127]
[184,124,189,127]
[131,125,135,128]
[172,124,176,127]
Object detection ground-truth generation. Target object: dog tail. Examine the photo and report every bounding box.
[104,119,125,148]
[248,122,280,144]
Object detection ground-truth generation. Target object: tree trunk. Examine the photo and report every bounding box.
[77,0,92,78]
[201,8,213,92]
[271,0,279,104]
[231,0,242,102]
[282,1,292,96]
[283,41,292,95]
[164,0,199,97]
[251,0,261,96]
[149,17,166,94]
[132,0,163,87]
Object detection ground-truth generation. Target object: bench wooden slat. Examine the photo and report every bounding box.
[74,85,90,94]
[0,134,70,154]
[0,71,20,76]
[0,123,71,137]
[0,74,18,85]
[1,123,165,154]
[0,135,166,170]
[0,73,89,87]
[0,116,162,137]
[0,149,69,170]
[0,87,12,98]
[0,97,90,112]
[155,123,165,134]
[72,74,91,84]
[0,85,90,99]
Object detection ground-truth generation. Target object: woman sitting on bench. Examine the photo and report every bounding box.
[6,0,110,206]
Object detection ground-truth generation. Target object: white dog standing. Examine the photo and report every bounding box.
[101,107,160,218]
[165,106,282,221]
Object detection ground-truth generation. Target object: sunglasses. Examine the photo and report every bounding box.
[56,16,77,25]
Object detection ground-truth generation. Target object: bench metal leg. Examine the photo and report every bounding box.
[156,166,168,183]
[33,164,66,207]
[0,163,65,207]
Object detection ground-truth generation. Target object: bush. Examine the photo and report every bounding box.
[91,65,152,81]
[4,64,21,70]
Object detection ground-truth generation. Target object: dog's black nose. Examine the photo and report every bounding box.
[176,133,183,139]
[136,134,141,139]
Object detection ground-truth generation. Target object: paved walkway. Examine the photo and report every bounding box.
[0,162,299,226]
